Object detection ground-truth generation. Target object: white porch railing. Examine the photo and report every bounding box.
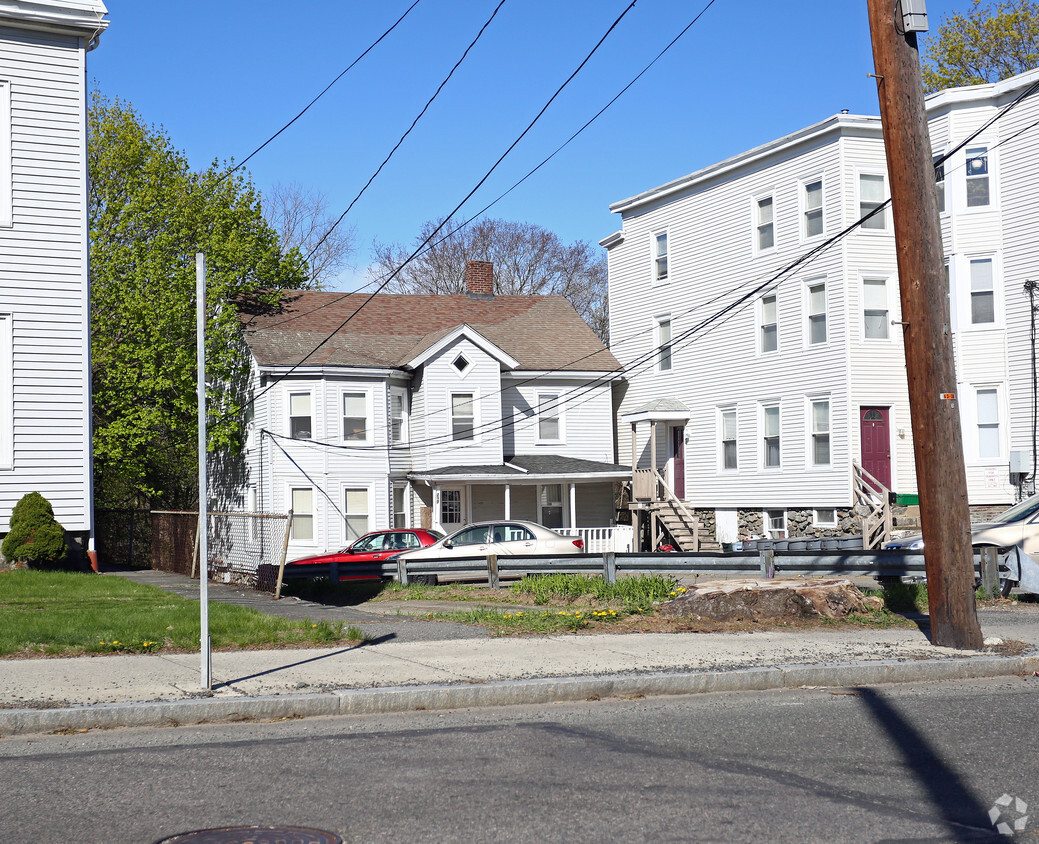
[557,525,635,553]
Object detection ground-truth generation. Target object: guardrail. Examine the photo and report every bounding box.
[258,548,947,594]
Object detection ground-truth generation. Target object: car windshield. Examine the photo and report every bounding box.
[993,493,1039,524]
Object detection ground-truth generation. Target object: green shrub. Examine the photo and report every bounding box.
[1,492,68,569]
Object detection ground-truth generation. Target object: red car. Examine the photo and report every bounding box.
[286,529,445,581]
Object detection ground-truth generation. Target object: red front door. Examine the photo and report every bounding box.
[672,426,686,499]
[860,407,891,490]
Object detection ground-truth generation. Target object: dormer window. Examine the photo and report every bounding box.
[452,353,470,374]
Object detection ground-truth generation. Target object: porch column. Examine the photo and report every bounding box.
[504,484,511,520]
[568,483,577,528]
[650,421,658,475]
[630,422,637,470]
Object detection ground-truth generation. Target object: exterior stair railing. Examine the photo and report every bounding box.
[853,461,893,550]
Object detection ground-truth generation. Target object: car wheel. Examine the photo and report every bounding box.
[409,574,438,586]
[974,546,1017,597]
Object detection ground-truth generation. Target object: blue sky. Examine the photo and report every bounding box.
[89,0,963,289]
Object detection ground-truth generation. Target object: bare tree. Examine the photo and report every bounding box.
[371,217,610,342]
[263,181,356,288]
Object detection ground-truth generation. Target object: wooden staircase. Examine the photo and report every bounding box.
[645,470,719,552]
[853,460,893,550]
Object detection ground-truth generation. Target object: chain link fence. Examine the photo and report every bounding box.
[95,509,152,568]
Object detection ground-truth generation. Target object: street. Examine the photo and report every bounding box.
[3,675,1038,842]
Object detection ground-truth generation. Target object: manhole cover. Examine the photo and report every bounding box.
[155,826,341,844]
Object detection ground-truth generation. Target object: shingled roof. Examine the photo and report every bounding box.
[240,292,621,372]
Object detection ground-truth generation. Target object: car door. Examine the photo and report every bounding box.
[489,523,536,556]
[445,525,492,557]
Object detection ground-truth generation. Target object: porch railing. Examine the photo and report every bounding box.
[853,460,892,550]
[632,468,657,500]
[557,525,635,553]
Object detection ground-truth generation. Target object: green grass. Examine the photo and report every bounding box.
[510,573,679,613]
[0,570,369,657]
[427,606,623,635]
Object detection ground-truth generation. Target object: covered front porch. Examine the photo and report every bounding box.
[408,455,633,552]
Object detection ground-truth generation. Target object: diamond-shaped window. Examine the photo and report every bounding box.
[452,354,470,373]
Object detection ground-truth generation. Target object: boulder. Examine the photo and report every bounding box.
[660,578,882,622]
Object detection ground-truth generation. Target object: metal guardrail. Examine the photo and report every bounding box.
[258,549,946,593]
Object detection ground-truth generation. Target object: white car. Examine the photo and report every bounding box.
[390,520,584,583]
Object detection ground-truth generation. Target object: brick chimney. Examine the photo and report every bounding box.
[465,260,494,298]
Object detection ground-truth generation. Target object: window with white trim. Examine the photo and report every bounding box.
[540,484,564,528]
[247,486,258,541]
[764,509,786,538]
[814,508,837,528]
[969,258,995,325]
[653,231,668,282]
[859,173,886,230]
[806,279,826,345]
[759,294,778,353]
[720,408,737,471]
[390,388,408,444]
[0,81,9,228]
[289,392,312,439]
[803,179,823,238]
[342,391,368,442]
[762,404,780,468]
[966,146,990,207]
[863,278,889,340]
[976,388,1000,460]
[933,154,946,214]
[537,392,562,442]
[451,392,475,441]
[755,195,775,251]
[656,317,673,371]
[344,487,369,542]
[0,313,11,469]
[291,488,314,540]
[810,399,831,466]
[393,485,408,529]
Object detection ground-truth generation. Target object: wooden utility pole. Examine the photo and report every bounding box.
[866,0,983,648]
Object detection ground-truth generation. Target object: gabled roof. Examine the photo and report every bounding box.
[240,292,621,372]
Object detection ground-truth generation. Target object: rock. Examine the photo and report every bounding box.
[659,579,879,622]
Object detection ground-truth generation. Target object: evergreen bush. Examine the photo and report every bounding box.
[1,492,68,569]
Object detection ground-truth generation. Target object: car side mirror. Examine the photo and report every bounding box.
[442,540,453,549]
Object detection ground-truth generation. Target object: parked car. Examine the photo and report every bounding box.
[884,492,1039,595]
[389,520,585,584]
[286,528,444,581]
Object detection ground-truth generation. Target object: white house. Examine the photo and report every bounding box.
[236,261,629,562]
[603,68,1039,547]
[0,1,108,553]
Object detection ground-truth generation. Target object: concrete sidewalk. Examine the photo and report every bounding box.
[1,569,1037,736]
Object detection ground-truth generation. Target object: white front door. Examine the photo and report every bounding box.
[439,486,466,533]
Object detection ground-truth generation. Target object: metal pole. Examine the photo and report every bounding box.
[866,0,982,648]
[196,253,212,689]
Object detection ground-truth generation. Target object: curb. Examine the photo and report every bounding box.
[2,655,1036,736]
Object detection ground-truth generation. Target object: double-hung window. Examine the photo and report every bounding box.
[760,294,778,353]
[763,404,780,468]
[653,231,668,282]
[342,392,367,442]
[765,509,786,539]
[451,392,475,441]
[393,486,408,529]
[390,389,408,444]
[289,392,312,439]
[966,146,990,207]
[291,488,314,541]
[933,154,946,213]
[720,409,737,470]
[863,278,889,339]
[977,388,1000,460]
[0,313,11,469]
[344,488,369,542]
[537,392,562,442]
[806,279,826,345]
[803,180,823,238]
[756,195,774,251]
[969,258,995,325]
[810,399,831,466]
[859,173,886,230]
[657,317,673,371]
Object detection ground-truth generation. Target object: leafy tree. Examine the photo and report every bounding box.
[922,0,1039,93]
[263,181,356,288]
[371,217,610,342]
[89,96,310,509]
[1,492,68,569]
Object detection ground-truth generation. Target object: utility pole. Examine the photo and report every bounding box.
[866,0,983,648]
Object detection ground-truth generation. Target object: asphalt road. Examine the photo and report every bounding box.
[4,675,1039,843]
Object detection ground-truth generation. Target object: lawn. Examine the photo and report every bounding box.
[0,570,365,657]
